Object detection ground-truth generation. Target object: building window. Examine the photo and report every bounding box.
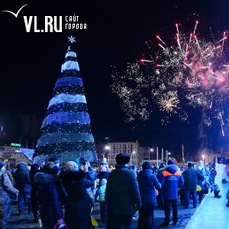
[128,149,130,153]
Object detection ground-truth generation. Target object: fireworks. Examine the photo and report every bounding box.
[111,21,229,136]
[159,91,180,114]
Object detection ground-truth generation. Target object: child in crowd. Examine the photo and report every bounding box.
[95,178,107,225]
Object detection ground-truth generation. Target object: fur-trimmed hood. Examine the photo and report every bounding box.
[34,172,59,184]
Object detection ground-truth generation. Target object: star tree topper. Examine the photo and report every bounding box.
[68,35,76,44]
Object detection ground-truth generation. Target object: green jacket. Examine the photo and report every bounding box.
[99,184,106,202]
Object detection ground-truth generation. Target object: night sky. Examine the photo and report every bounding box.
[1,0,229,157]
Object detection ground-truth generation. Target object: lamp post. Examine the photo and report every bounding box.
[166,150,168,165]
[132,151,136,165]
[105,145,110,165]
[202,154,205,166]
[162,148,164,162]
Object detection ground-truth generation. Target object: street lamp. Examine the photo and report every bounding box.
[149,148,153,160]
[105,146,110,150]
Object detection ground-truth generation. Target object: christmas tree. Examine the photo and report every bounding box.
[33,36,97,164]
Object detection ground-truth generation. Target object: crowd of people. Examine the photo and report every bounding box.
[0,154,221,229]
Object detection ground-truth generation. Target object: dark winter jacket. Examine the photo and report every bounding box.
[137,169,161,209]
[97,171,110,181]
[106,165,142,215]
[159,164,184,200]
[14,163,32,191]
[34,172,63,229]
[0,170,18,205]
[182,167,203,190]
[59,170,93,229]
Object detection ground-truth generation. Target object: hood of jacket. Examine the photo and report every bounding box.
[34,172,59,184]
[138,169,153,180]
[16,163,28,171]
[164,164,179,174]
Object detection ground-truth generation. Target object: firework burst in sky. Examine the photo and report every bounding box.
[111,21,229,135]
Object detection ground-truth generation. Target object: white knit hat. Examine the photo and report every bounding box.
[65,161,79,171]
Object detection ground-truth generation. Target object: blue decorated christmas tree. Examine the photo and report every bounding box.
[33,36,97,164]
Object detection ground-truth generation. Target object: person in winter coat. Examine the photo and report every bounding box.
[95,178,108,225]
[29,164,40,222]
[0,161,19,229]
[159,160,184,226]
[34,162,65,229]
[182,162,203,208]
[157,162,166,210]
[59,161,94,229]
[14,162,32,215]
[106,153,142,229]
[137,161,161,229]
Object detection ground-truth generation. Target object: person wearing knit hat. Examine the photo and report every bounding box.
[49,156,60,168]
[0,161,19,229]
[106,153,141,229]
[65,161,79,171]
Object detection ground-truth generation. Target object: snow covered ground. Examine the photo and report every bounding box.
[185,163,229,229]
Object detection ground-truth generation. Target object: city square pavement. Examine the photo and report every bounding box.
[7,200,196,229]
[7,163,228,229]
